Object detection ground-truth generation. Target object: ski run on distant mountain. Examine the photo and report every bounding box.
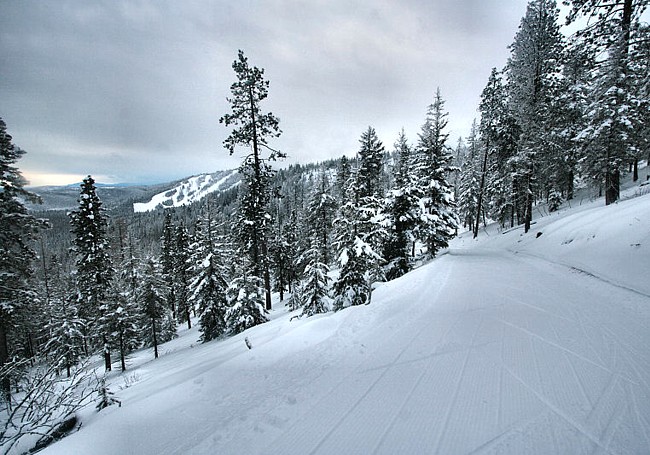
[133,170,239,213]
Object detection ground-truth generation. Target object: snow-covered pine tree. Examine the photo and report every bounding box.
[299,235,330,317]
[306,171,337,266]
[138,258,175,359]
[356,126,385,200]
[0,118,47,401]
[225,262,269,335]
[69,175,114,371]
[476,68,514,232]
[506,0,564,231]
[477,69,521,228]
[269,197,294,303]
[101,279,141,372]
[335,155,352,203]
[188,212,230,342]
[565,0,649,203]
[43,256,84,377]
[276,208,302,302]
[173,222,192,329]
[412,88,458,256]
[355,127,389,259]
[220,50,284,311]
[457,121,482,233]
[332,232,379,310]
[452,137,467,210]
[333,128,387,310]
[44,298,84,378]
[193,252,228,342]
[383,129,419,279]
[630,24,649,170]
[545,45,592,201]
[160,211,177,319]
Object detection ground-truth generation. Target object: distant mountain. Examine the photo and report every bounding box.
[26,182,167,212]
[25,170,240,212]
[133,170,240,213]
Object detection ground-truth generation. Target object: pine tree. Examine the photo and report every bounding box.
[186,209,229,342]
[173,222,192,329]
[160,212,177,319]
[220,50,284,311]
[354,127,389,258]
[332,232,379,310]
[630,24,650,171]
[299,236,330,317]
[383,129,419,279]
[138,258,174,359]
[507,0,564,231]
[269,230,290,302]
[565,0,649,203]
[413,88,458,256]
[69,175,114,371]
[306,171,336,266]
[457,121,482,233]
[547,45,592,201]
[43,256,84,377]
[477,68,520,231]
[0,118,46,401]
[335,156,352,203]
[269,206,297,302]
[356,127,385,200]
[193,252,228,342]
[102,279,141,372]
[225,264,269,335]
[332,130,387,310]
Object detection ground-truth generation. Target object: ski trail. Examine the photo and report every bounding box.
[627,381,650,452]
[563,350,594,410]
[307,306,462,454]
[571,308,609,368]
[497,321,505,430]
[502,364,615,454]
[598,325,650,393]
[367,358,431,454]
[466,412,548,455]
[432,315,484,454]
[495,316,639,386]
[265,264,456,455]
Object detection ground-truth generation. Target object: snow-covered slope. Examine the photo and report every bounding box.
[133,170,239,212]
[42,191,650,455]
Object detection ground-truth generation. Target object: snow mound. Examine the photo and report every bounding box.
[133,170,239,212]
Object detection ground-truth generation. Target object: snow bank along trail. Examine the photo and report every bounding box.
[43,194,650,455]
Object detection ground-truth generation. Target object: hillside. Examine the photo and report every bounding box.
[133,170,239,213]
[24,182,172,212]
[34,184,650,455]
[24,170,240,213]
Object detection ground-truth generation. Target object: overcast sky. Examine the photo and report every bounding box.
[1,0,532,186]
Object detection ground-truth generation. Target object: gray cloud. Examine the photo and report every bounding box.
[1,0,528,185]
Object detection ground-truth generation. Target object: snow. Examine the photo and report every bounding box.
[133,170,239,213]
[41,192,650,455]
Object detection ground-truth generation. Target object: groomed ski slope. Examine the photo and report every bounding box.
[43,191,650,455]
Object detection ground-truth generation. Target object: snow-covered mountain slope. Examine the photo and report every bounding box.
[43,191,650,455]
[133,170,239,212]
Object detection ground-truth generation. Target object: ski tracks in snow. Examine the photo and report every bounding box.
[265,248,650,454]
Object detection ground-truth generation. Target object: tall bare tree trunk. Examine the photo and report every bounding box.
[248,85,272,311]
[474,141,490,239]
[0,324,10,403]
[152,317,159,359]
